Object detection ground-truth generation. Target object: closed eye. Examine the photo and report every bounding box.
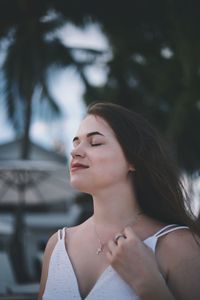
[91,143,102,147]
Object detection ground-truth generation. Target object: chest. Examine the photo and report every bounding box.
[67,241,109,299]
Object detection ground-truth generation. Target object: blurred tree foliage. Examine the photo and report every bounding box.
[0,0,200,173]
[0,0,104,159]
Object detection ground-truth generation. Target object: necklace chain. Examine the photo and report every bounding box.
[93,223,105,255]
[91,212,142,255]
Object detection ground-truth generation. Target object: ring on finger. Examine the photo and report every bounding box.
[114,233,126,244]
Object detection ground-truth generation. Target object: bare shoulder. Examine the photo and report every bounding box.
[157,228,200,299]
[37,232,58,300]
[45,232,58,252]
[157,228,200,260]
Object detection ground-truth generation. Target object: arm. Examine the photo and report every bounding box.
[161,231,200,300]
[37,233,57,300]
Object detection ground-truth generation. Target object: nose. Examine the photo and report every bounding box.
[70,145,86,158]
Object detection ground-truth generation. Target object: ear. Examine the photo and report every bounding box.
[128,164,136,172]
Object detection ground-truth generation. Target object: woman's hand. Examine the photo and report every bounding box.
[106,226,174,299]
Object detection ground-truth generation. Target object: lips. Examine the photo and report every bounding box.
[70,162,89,172]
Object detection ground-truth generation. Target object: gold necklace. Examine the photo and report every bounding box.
[91,212,142,255]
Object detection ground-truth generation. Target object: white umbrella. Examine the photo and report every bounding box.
[0,159,77,281]
[0,160,76,205]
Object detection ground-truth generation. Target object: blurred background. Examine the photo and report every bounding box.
[0,0,200,299]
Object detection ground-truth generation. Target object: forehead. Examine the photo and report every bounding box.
[76,115,114,137]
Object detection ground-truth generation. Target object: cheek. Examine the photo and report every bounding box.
[69,150,129,192]
[95,152,129,178]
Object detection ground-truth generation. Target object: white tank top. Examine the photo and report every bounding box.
[42,224,188,300]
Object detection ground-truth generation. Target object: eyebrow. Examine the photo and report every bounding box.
[72,131,105,142]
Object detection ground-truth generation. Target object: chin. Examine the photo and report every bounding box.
[70,178,91,193]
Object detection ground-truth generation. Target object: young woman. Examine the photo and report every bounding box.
[38,102,200,300]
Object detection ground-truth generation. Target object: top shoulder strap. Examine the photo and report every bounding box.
[57,227,66,241]
[155,224,189,238]
[144,224,189,253]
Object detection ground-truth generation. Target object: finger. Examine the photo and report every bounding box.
[107,239,117,253]
[124,226,134,235]
[106,249,113,262]
[114,233,126,245]
[124,226,140,240]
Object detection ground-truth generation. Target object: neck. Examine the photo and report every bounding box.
[90,185,142,255]
[91,183,141,230]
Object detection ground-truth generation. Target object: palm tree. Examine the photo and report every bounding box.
[1,11,104,159]
[0,8,105,281]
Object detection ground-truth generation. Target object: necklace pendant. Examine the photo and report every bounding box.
[96,246,103,255]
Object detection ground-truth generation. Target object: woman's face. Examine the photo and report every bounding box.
[69,114,133,194]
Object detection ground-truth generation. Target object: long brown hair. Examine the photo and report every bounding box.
[87,102,199,235]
